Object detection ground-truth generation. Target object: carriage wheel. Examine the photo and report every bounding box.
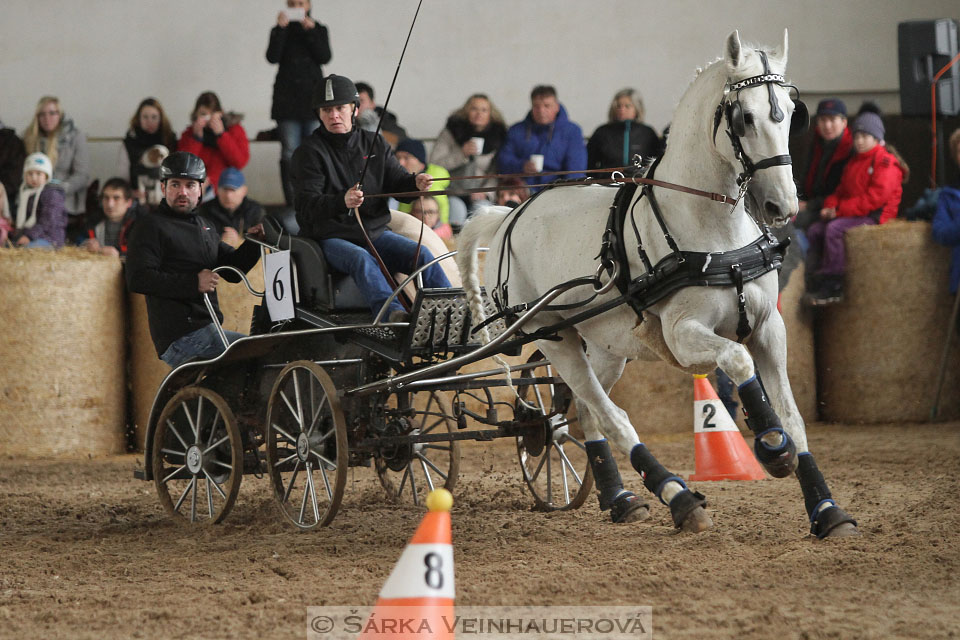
[515,352,594,511]
[265,361,348,529]
[152,386,243,524]
[375,390,461,506]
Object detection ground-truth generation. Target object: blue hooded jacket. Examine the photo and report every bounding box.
[497,104,587,186]
[932,186,960,294]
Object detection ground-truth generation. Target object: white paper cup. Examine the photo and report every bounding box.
[470,137,485,155]
[530,154,545,172]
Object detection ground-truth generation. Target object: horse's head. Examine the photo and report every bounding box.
[716,30,807,227]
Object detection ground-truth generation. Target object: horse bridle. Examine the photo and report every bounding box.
[713,50,810,189]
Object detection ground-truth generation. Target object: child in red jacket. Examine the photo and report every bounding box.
[804,111,906,305]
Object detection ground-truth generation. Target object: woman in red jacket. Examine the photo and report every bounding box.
[177,92,249,199]
[804,111,907,305]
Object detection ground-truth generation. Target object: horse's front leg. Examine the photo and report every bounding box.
[751,315,859,538]
[668,313,798,479]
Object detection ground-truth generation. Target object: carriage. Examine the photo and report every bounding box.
[137,29,859,538]
[134,215,598,528]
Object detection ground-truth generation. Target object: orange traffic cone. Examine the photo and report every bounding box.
[360,489,455,639]
[688,375,767,481]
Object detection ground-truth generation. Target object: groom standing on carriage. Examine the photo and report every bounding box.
[290,74,451,322]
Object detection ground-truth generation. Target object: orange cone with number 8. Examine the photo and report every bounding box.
[688,375,767,481]
[359,489,455,639]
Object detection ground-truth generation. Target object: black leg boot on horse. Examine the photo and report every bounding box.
[585,440,649,523]
[630,443,711,532]
[738,374,798,477]
[795,452,859,538]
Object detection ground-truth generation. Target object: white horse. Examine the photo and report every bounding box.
[457,30,858,538]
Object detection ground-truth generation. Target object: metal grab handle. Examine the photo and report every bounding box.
[201,266,267,350]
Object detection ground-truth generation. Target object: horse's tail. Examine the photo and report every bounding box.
[456,206,510,338]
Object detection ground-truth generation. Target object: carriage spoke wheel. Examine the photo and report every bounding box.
[152,386,242,525]
[515,352,593,511]
[375,390,461,506]
[265,361,348,529]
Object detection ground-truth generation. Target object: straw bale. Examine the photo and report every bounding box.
[128,293,170,451]
[217,259,265,334]
[818,221,960,422]
[0,248,126,457]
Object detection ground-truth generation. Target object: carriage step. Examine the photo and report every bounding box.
[133,468,146,481]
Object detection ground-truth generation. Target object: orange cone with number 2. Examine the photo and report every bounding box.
[359,489,455,639]
[688,375,767,481]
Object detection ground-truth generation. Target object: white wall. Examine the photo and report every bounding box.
[1,0,956,203]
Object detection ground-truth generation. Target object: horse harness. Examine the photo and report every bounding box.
[713,50,809,190]
[481,53,801,342]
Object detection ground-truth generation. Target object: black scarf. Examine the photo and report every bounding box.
[445,115,506,153]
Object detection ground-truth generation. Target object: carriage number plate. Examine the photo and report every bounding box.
[264,250,295,322]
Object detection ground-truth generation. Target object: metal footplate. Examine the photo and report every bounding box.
[407,288,506,354]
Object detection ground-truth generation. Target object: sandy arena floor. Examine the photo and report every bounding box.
[1,422,958,639]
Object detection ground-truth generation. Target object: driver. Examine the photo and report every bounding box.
[291,74,451,322]
[126,151,265,368]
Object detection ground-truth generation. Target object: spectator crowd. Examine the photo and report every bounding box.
[2,1,958,321]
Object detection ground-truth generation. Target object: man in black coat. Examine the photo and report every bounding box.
[199,168,265,245]
[267,0,332,205]
[291,74,450,322]
[126,152,264,368]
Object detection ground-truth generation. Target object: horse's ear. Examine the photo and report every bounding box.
[725,30,744,71]
[771,28,789,66]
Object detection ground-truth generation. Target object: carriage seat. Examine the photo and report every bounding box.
[261,215,368,312]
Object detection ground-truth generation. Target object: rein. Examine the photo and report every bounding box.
[364,174,739,205]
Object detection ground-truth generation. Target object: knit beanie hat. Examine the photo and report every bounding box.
[853,112,884,142]
[395,138,427,165]
[23,152,53,178]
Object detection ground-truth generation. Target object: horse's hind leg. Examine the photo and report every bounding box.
[579,341,649,523]
[751,315,859,538]
[536,332,710,532]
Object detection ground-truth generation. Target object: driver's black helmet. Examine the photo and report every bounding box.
[160,152,207,182]
[312,74,360,109]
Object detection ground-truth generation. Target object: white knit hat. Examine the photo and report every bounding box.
[23,152,53,178]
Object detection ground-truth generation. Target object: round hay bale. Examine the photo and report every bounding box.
[610,264,817,436]
[818,221,960,422]
[0,248,126,457]
[779,260,817,421]
[128,293,170,451]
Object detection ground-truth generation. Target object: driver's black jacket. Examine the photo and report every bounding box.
[126,200,260,357]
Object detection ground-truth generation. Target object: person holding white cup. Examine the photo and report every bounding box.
[429,93,508,225]
[497,85,587,188]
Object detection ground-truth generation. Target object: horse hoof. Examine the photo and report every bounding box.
[681,506,713,533]
[764,454,798,478]
[754,430,798,478]
[811,505,859,539]
[823,522,860,538]
[611,495,650,524]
